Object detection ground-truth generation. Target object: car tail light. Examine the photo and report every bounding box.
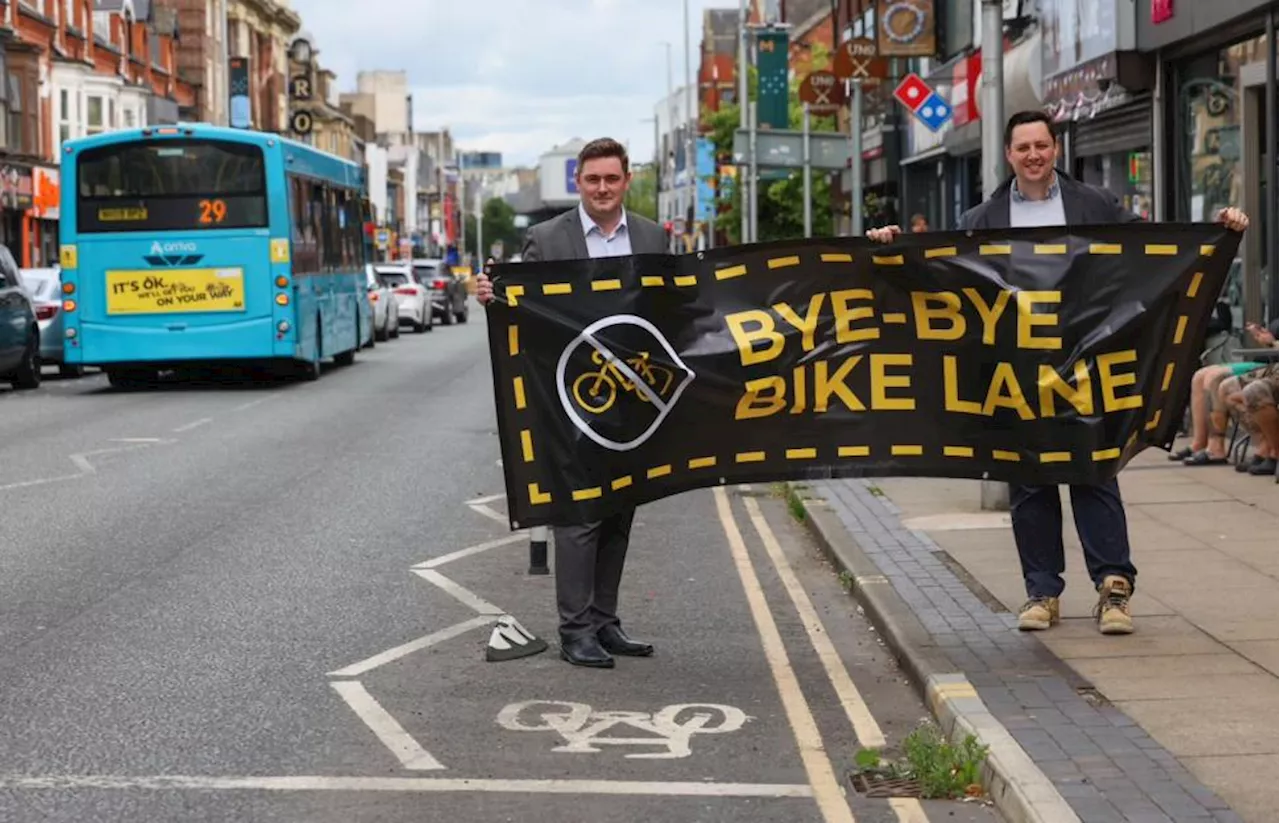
[35,303,59,321]
[395,286,418,296]
[432,280,447,290]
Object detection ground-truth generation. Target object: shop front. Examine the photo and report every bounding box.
[1142,0,1277,323]
[0,163,34,267]
[1040,0,1156,218]
[30,167,60,269]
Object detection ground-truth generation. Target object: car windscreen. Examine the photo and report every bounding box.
[76,138,268,233]
[376,269,410,287]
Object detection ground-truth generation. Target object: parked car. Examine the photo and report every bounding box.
[374,262,432,333]
[365,263,400,341]
[0,246,40,389]
[21,266,85,377]
[412,258,469,325]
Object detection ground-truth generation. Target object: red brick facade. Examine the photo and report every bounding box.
[0,0,195,266]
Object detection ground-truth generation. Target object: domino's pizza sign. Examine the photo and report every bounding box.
[566,159,579,194]
[893,72,953,133]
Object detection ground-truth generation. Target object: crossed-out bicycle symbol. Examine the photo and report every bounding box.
[496,700,748,759]
[571,349,676,415]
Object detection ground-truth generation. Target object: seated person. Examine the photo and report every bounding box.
[1176,319,1277,465]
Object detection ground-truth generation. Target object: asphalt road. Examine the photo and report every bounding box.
[0,306,1002,823]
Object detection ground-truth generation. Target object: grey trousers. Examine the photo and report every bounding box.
[553,508,636,641]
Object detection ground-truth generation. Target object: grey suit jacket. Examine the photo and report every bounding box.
[520,207,667,262]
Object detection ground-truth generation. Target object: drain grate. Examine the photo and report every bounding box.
[849,773,923,798]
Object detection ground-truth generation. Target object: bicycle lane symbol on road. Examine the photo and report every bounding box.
[496,701,749,759]
[555,315,696,453]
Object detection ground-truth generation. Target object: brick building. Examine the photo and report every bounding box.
[0,0,194,267]
[224,0,299,133]
[154,0,230,125]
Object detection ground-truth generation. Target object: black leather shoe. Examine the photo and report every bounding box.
[560,635,615,668]
[597,625,654,657]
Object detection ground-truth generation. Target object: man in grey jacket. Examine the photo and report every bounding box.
[476,138,667,668]
[868,110,1249,637]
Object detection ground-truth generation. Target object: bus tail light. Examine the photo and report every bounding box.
[275,276,289,288]
[277,321,291,333]
[63,299,77,313]
[62,282,75,295]
[65,328,77,339]
[275,294,289,306]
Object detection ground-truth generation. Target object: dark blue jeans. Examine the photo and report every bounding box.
[1009,479,1137,598]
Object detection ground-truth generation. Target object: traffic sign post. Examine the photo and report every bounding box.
[831,38,888,238]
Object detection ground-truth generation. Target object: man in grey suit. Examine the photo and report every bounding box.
[476,137,668,668]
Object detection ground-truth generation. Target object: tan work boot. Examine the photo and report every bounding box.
[1094,575,1135,635]
[1018,596,1060,631]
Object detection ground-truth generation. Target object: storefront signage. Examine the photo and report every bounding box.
[1151,0,1173,24]
[1040,0,1119,80]
[876,0,936,58]
[32,167,60,220]
[0,164,33,211]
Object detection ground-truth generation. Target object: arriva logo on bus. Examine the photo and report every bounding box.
[150,240,198,255]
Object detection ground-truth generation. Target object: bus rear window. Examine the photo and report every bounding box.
[76,139,268,233]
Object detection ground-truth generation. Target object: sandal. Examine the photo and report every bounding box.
[1236,455,1263,473]
[1184,451,1228,466]
[1168,446,1194,461]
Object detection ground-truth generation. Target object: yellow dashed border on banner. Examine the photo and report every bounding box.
[543,283,572,295]
[993,450,1021,462]
[506,285,525,306]
[925,246,957,259]
[529,483,552,505]
[768,255,801,269]
[786,448,817,460]
[1162,363,1175,391]
[513,377,527,409]
[716,264,748,280]
[891,445,923,456]
[642,276,665,287]
[1187,272,1204,298]
[647,464,673,479]
[508,325,520,356]
[592,279,622,292]
[1173,316,1189,345]
[1201,245,1216,256]
[1146,244,1178,256]
[1089,243,1122,255]
[980,244,1012,256]
[572,487,602,502]
[944,446,974,458]
[821,253,853,263]
[689,456,717,469]
[673,275,698,287]
[1040,452,1072,463]
[873,255,904,265]
[1034,244,1068,255]
[838,446,870,457]
[612,475,633,491]
[736,451,767,463]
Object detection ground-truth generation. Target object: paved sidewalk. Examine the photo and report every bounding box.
[800,447,1277,823]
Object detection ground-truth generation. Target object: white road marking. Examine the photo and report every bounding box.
[713,487,855,823]
[742,495,887,748]
[412,533,527,569]
[413,569,505,615]
[0,472,83,492]
[1,440,174,495]
[0,774,814,798]
[231,394,281,413]
[173,418,213,433]
[330,681,445,771]
[327,616,497,677]
[465,493,506,506]
[468,501,510,525]
[497,700,748,759]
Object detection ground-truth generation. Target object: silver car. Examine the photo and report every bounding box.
[365,264,400,341]
[21,267,85,377]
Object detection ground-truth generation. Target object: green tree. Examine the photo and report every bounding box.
[704,45,840,244]
[625,164,658,222]
[464,197,521,259]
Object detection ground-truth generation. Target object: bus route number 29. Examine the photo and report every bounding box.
[199,199,228,225]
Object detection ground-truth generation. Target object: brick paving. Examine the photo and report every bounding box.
[813,476,1249,823]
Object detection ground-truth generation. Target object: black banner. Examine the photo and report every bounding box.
[486,225,1240,528]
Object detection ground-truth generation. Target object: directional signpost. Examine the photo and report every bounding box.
[798,70,847,116]
[832,37,889,236]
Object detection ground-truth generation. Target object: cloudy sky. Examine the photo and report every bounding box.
[296,0,732,167]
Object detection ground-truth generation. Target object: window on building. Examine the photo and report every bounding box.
[123,108,135,129]
[0,62,8,149]
[7,74,23,154]
[59,89,72,147]
[86,95,104,135]
[108,99,116,130]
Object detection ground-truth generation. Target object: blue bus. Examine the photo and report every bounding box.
[58,124,372,387]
